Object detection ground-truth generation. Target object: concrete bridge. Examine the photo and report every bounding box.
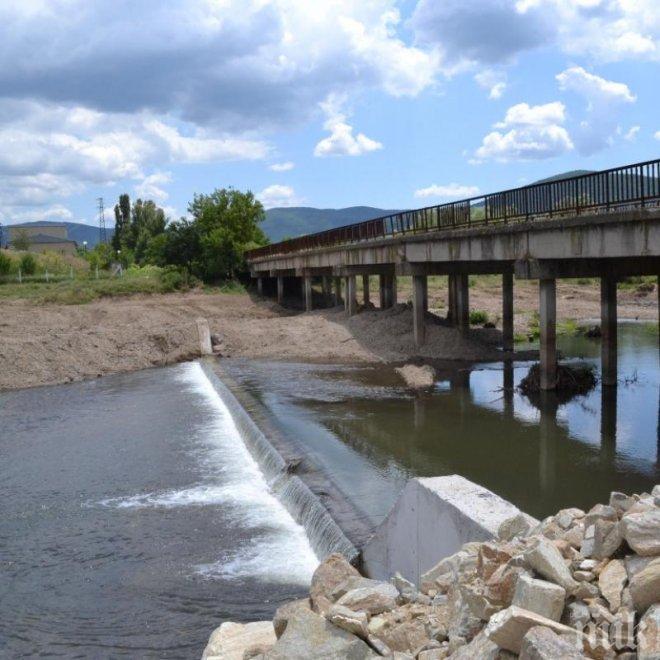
[247,159,660,390]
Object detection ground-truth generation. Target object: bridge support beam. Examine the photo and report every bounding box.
[362,275,370,306]
[413,275,427,347]
[502,272,514,352]
[379,274,396,309]
[456,274,470,334]
[601,277,618,386]
[345,275,357,316]
[257,277,263,296]
[447,274,456,324]
[334,277,343,306]
[539,278,557,390]
[277,276,284,304]
[322,276,332,307]
[303,276,313,312]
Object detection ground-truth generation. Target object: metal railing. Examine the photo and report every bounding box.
[247,158,660,261]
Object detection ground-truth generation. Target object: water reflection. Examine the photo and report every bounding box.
[224,322,659,522]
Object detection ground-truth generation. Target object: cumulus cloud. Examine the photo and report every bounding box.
[414,183,479,199]
[474,101,573,162]
[314,94,383,157]
[134,171,173,203]
[474,70,507,99]
[269,161,295,172]
[556,66,636,154]
[624,126,640,141]
[655,131,660,141]
[0,203,74,225]
[257,184,301,208]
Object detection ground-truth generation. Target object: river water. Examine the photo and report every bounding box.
[0,362,316,658]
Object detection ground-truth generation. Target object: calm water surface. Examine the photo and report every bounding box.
[0,362,316,658]
[225,322,659,523]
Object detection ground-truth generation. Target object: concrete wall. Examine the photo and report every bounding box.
[9,224,68,240]
[362,475,537,584]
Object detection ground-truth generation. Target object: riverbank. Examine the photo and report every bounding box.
[0,278,656,391]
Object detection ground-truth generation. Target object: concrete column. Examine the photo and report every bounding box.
[503,359,514,419]
[502,272,514,352]
[322,276,332,307]
[539,392,558,498]
[422,275,429,313]
[392,275,398,306]
[334,277,343,306]
[457,274,470,334]
[600,384,617,466]
[362,274,370,307]
[379,274,387,309]
[539,278,557,390]
[379,274,395,309]
[412,275,427,347]
[257,277,263,296]
[447,274,456,324]
[601,277,617,386]
[277,276,284,304]
[303,276,313,312]
[346,275,357,316]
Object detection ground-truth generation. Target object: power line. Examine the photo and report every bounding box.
[98,197,107,245]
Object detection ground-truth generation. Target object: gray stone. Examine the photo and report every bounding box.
[519,626,586,659]
[336,581,399,615]
[264,607,376,659]
[395,364,436,389]
[484,606,577,654]
[592,519,623,560]
[524,538,579,592]
[203,621,276,660]
[609,491,635,515]
[447,586,483,643]
[584,504,618,529]
[637,603,660,660]
[625,554,655,580]
[449,630,515,660]
[273,598,310,639]
[630,558,660,614]
[512,574,566,621]
[555,508,585,530]
[562,601,590,628]
[620,509,660,556]
[498,513,533,541]
[330,576,383,602]
[310,553,361,614]
[598,559,627,612]
[327,604,369,638]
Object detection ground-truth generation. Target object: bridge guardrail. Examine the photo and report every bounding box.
[246,158,660,261]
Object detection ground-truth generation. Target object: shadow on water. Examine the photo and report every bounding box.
[224,322,659,523]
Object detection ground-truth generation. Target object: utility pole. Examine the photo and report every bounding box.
[98,197,107,245]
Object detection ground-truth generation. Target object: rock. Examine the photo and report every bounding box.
[562,601,590,629]
[484,606,577,654]
[519,626,586,659]
[498,513,533,541]
[243,641,273,659]
[272,598,310,639]
[378,617,430,653]
[336,581,399,615]
[203,621,276,660]
[598,560,627,612]
[479,543,516,581]
[573,571,595,582]
[609,492,635,516]
[450,630,515,659]
[461,582,502,620]
[620,509,660,556]
[264,607,376,659]
[327,603,369,638]
[447,586,483,643]
[555,508,585,530]
[512,574,566,622]
[591,520,623,560]
[392,572,417,601]
[310,553,361,614]
[395,364,436,389]
[629,558,660,613]
[331,576,382,602]
[366,634,391,656]
[637,604,660,660]
[524,538,579,592]
[485,565,527,606]
[584,504,618,529]
[625,554,655,580]
[417,649,447,660]
[574,582,599,599]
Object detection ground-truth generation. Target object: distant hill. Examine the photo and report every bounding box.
[263,206,399,242]
[532,170,594,184]
[3,220,113,248]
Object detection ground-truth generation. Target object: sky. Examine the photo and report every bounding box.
[0,0,658,228]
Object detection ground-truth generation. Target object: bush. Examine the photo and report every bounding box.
[0,251,11,275]
[158,265,197,292]
[469,309,489,325]
[20,253,37,275]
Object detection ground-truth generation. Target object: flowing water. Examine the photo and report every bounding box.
[0,362,317,658]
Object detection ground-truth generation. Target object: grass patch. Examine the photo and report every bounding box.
[469,309,489,325]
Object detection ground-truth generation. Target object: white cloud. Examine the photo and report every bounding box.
[655,131,660,141]
[269,161,294,172]
[624,126,640,141]
[314,94,383,157]
[475,70,507,99]
[134,171,173,203]
[474,101,573,162]
[414,183,479,199]
[556,66,636,154]
[0,203,74,225]
[257,184,302,208]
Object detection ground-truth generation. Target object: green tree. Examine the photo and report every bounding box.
[112,193,131,251]
[0,251,11,275]
[187,188,267,281]
[12,229,30,251]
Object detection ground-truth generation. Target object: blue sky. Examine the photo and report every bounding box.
[0,0,658,227]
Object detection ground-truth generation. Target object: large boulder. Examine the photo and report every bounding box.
[629,558,660,614]
[519,626,586,660]
[272,598,311,638]
[511,574,565,622]
[335,581,399,615]
[264,607,376,659]
[597,559,627,613]
[202,621,276,660]
[524,538,578,592]
[637,603,660,660]
[620,510,660,556]
[310,553,361,614]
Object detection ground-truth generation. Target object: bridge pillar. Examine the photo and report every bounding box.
[447,274,456,324]
[277,276,284,304]
[322,276,332,307]
[362,275,370,306]
[346,275,357,316]
[257,277,263,296]
[379,274,395,309]
[601,277,618,386]
[334,277,343,306]
[303,276,313,312]
[457,274,470,334]
[413,275,427,347]
[502,272,514,352]
[539,278,557,390]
